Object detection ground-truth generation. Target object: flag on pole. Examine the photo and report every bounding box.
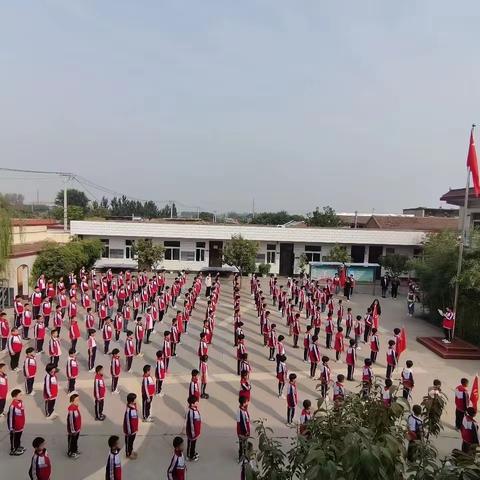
[339,266,346,288]
[397,328,407,357]
[467,127,480,197]
[471,374,479,412]
[372,303,379,330]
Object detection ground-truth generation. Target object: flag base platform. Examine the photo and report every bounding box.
[417,336,480,360]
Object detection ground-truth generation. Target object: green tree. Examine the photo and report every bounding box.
[134,239,165,271]
[223,234,258,275]
[298,253,309,273]
[327,244,352,263]
[251,211,305,225]
[0,195,12,275]
[379,253,410,277]
[55,188,90,209]
[52,205,85,222]
[306,206,343,227]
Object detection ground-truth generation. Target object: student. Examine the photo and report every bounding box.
[299,399,312,436]
[66,348,79,394]
[124,330,135,372]
[167,436,187,480]
[353,316,362,349]
[67,393,82,459]
[94,365,106,421]
[345,308,353,339]
[386,340,397,379]
[0,363,8,415]
[23,348,37,395]
[141,364,155,422]
[346,339,356,381]
[309,335,320,378]
[87,329,97,372]
[401,360,415,400]
[134,317,144,356]
[69,317,81,352]
[428,379,442,398]
[333,374,345,404]
[110,348,121,394]
[33,316,46,354]
[303,325,312,363]
[163,331,172,372]
[43,364,58,419]
[8,327,23,371]
[236,334,246,375]
[123,393,139,459]
[7,389,25,456]
[28,437,51,480]
[0,311,9,352]
[239,370,251,402]
[370,328,379,363]
[361,358,374,397]
[155,349,166,397]
[267,324,277,361]
[189,369,200,403]
[292,312,301,348]
[276,354,288,398]
[325,313,334,349]
[455,378,470,430]
[286,373,298,426]
[105,435,122,479]
[237,396,250,463]
[102,318,114,355]
[199,355,209,399]
[334,326,344,362]
[185,395,202,462]
[198,331,209,359]
[461,407,479,454]
[22,303,33,340]
[319,356,331,399]
[383,379,394,407]
[48,329,61,369]
[406,405,423,462]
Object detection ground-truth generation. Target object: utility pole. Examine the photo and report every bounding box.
[252,198,255,219]
[62,175,69,232]
[170,201,174,219]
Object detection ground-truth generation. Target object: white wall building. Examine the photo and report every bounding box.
[71,220,425,276]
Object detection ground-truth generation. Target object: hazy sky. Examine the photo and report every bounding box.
[0,1,478,214]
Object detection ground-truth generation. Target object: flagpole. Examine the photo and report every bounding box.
[452,124,475,339]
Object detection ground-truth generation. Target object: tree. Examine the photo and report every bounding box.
[223,234,258,275]
[327,244,352,263]
[0,195,12,275]
[55,189,90,210]
[379,254,409,277]
[31,239,102,282]
[134,239,165,271]
[298,253,309,273]
[306,206,343,227]
[251,211,305,225]
[247,382,479,480]
[3,193,24,206]
[52,205,85,222]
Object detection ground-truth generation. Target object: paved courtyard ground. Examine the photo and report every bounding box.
[0,276,476,479]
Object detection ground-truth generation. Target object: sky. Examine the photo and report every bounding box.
[0,1,479,215]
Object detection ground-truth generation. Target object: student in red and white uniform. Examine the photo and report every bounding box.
[267,324,277,361]
[67,297,78,321]
[110,349,121,394]
[43,363,58,419]
[346,339,356,381]
[386,340,397,379]
[134,318,144,356]
[309,335,320,378]
[98,301,108,330]
[401,360,415,400]
[48,329,61,369]
[46,281,56,302]
[199,355,209,399]
[276,354,288,398]
[85,308,95,338]
[102,318,113,355]
[141,364,155,422]
[28,436,51,479]
[87,329,97,372]
[8,388,25,456]
[67,393,82,458]
[189,369,200,402]
[106,435,122,479]
[319,356,331,399]
[21,303,33,340]
[52,305,63,337]
[124,330,135,372]
[123,393,139,459]
[455,378,470,430]
[93,365,106,421]
[155,349,166,396]
[23,347,37,395]
[81,292,92,310]
[0,363,9,416]
[37,274,47,296]
[8,327,23,371]
[236,396,250,462]
[325,314,334,349]
[40,298,52,329]
[14,296,25,328]
[333,374,346,404]
[461,407,479,453]
[66,348,79,394]
[31,287,43,318]
[362,358,374,397]
[0,311,10,351]
[112,310,123,341]
[132,294,141,322]
[370,328,380,363]
[383,379,394,407]
[286,373,298,426]
[33,315,46,354]
[185,395,201,461]
[69,317,81,352]
[442,307,455,344]
[167,436,187,480]
[299,399,312,436]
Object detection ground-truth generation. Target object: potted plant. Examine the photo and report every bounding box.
[258,263,271,277]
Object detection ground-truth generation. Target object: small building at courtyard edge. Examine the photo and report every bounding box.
[70,220,433,276]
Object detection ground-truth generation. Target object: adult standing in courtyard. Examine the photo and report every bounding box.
[380,274,390,298]
[205,274,212,298]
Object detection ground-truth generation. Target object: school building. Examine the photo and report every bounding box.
[70,220,428,276]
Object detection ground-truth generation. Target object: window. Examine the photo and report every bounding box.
[125,239,135,259]
[164,241,180,260]
[413,247,423,259]
[110,249,124,259]
[100,239,110,258]
[256,253,266,263]
[473,213,480,230]
[266,244,276,264]
[304,245,322,262]
[196,242,206,262]
[385,247,395,255]
[181,251,195,261]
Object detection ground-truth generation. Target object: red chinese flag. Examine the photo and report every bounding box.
[372,303,379,329]
[467,129,480,197]
[398,328,407,357]
[471,375,479,412]
[339,267,346,288]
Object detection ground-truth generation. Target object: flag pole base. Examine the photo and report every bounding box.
[417,336,480,360]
